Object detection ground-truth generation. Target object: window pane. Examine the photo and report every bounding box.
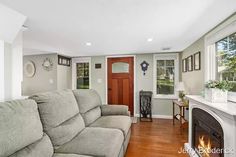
[216,33,236,92]
[166,60,174,66]
[112,62,129,73]
[157,60,164,66]
[77,63,89,89]
[229,33,236,52]
[156,60,175,95]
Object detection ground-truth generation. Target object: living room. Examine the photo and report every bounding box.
[0,0,236,157]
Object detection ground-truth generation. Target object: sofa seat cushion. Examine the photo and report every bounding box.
[9,134,53,157]
[0,99,43,157]
[55,127,124,157]
[53,154,92,157]
[89,116,132,137]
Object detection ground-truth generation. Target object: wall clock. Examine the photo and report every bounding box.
[140,61,149,75]
[42,58,53,71]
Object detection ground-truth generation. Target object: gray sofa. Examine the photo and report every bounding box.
[0,89,131,157]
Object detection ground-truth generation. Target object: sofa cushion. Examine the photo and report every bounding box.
[82,106,101,126]
[73,89,102,113]
[9,134,53,157]
[89,116,132,137]
[55,127,124,157]
[30,90,85,148]
[0,99,43,157]
[73,89,102,126]
[53,154,91,157]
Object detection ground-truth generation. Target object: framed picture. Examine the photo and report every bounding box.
[194,51,201,70]
[182,59,187,72]
[187,55,193,71]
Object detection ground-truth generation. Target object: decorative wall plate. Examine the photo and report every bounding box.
[24,61,36,77]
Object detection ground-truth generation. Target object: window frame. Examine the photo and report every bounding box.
[205,19,236,102]
[153,53,179,99]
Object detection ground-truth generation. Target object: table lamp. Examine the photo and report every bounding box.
[176,82,185,101]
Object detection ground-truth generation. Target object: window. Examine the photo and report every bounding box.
[153,54,179,98]
[76,62,90,89]
[216,32,236,92]
[205,20,236,102]
[72,57,91,90]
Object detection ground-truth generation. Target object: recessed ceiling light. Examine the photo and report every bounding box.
[147,38,153,42]
[86,42,92,46]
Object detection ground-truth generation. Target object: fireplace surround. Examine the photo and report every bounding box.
[192,108,224,157]
[184,95,236,157]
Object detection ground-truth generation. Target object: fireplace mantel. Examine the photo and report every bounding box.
[187,95,236,117]
[185,95,236,157]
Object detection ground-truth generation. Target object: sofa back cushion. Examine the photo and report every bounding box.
[9,134,53,157]
[73,89,102,126]
[30,90,85,148]
[0,99,43,157]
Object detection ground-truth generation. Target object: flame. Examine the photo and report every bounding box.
[198,136,211,157]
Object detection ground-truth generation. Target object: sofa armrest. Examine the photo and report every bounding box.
[101,105,130,116]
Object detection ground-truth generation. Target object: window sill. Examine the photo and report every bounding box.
[228,92,236,103]
[153,95,178,100]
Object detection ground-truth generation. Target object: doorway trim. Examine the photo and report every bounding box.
[105,55,136,116]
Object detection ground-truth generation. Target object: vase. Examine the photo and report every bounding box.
[204,88,228,103]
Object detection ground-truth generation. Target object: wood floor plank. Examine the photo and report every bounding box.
[125,118,188,157]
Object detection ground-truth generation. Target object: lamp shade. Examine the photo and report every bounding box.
[176,82,185,91]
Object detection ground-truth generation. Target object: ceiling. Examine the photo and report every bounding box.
[0,0,236,56]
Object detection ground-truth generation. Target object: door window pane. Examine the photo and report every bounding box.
[216,32,236,92]
[156,60,175,95]
[112,62,129,73]
[77,63,89,89]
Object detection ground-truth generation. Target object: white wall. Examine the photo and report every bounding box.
[0,40,4,101]
[0,31,24,101]
[11,31,23,99]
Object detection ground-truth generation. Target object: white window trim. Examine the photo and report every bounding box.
[153,53,179,99]
[205,19,236,102]
[71,57,91,90]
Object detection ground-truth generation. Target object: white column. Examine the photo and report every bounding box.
[0,40,4,101]
[11,31,23,99]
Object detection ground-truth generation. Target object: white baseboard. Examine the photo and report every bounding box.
[134,114,172,119]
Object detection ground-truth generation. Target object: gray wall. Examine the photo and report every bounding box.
[91,56,106,103]
[22,54,58,95]
[90,53,180,116]
[181,37,204,95]
[57,65,72,90]
[23,54,72,95]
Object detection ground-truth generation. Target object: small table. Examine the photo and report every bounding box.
[172,100,189,132]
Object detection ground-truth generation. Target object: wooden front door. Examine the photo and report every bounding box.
[108,57,134,115]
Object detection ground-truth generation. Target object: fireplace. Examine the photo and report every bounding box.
[185,96,236,157]
[192,108,224,157]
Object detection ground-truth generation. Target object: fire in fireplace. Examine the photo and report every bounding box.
[192,108,224,157]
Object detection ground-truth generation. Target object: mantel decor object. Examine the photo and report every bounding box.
[205,80,233,103]
[42,58,53,71]
[140,61,149,75]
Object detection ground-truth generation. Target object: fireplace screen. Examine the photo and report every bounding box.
[192,108,224,157]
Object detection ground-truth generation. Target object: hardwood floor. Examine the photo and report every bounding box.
[125,118,188,157]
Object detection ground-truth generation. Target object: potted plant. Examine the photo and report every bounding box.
[205,80,233,103]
